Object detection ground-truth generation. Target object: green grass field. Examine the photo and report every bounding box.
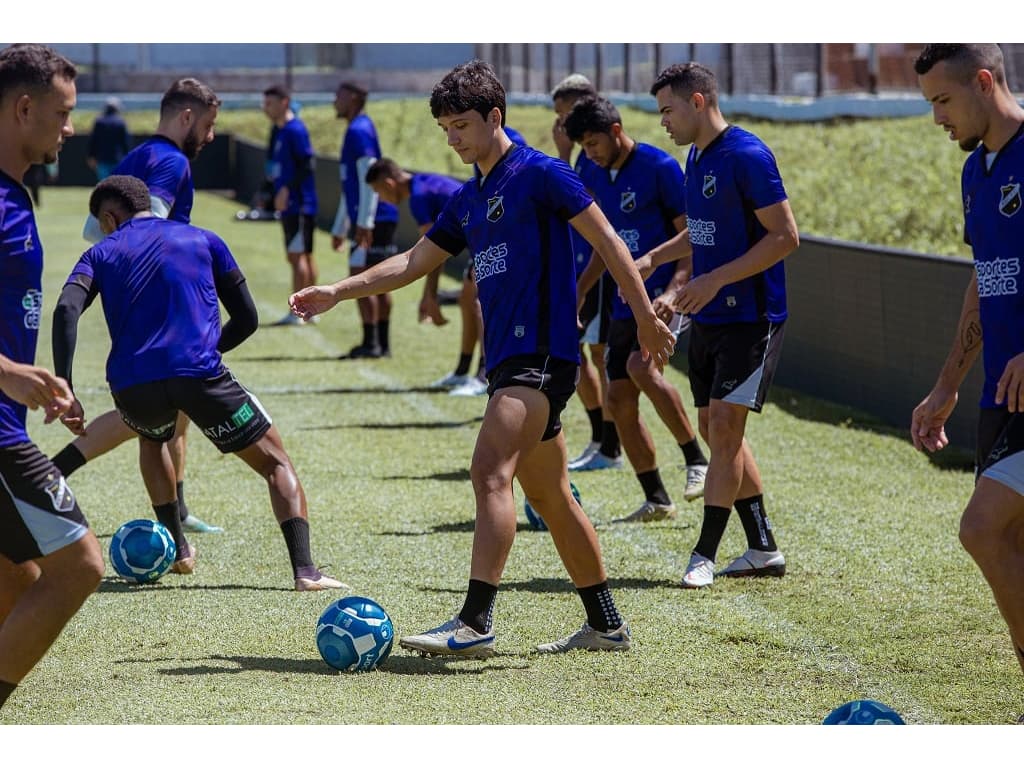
[3,188,1018,729]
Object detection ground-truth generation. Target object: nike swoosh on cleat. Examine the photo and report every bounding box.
[447,635,493,650]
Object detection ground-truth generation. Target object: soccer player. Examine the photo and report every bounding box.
[912,44,1024,713]
[330,81,400,358]
[52,175,346,593]
[563,95,708,522]
[53,77,224,534]
[644,63,798,588]
[262,84,319,325]
[291,60,676,656]
[551,74,622,471]
[0,43,104,713]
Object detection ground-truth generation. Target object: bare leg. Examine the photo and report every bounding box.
[627,350,698,444]
[606,377,657,474]
[458,273,479,357]
[0,556,40,628]
[65,409,136,462]
[234,425,307,524]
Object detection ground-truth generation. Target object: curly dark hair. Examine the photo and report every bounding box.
[650,62,719,107]
[430,59,507,126]
[563,95,622,142]
[0,44,76,105]
[89,175,152,218]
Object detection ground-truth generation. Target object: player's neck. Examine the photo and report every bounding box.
[983,100,1024,153]
[476,131,514,177]
[0,141,30,185]
[694,112,730,151]
[611,135,635,170]
[275,110,294,128]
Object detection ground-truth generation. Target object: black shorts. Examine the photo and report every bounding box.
[113,368,273,454]
[348,220,398,268]
[282,213,316,254]
[605,316,640,381]
[689,319,785,412]
[578,274,614,345]
[978,410,1024,494]
[487,354,579,442]
[0,442,89,563]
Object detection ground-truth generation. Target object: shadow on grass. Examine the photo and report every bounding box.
[380,468,471,483]
[302,417,482,432]
[255,384,444,396]
[380,653,529,675]
[97,577,292,593]
[148,654,334,676]
[418,576,679,594]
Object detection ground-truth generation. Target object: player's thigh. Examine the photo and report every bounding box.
[168,370,273,455]
[969,412,1024,544]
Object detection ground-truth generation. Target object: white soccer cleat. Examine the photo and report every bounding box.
[568,451,624,472]
[536,622,631,653]
[613,499,677,523]
[683,464,707,501]
[449,378,488,397]
[181,514,224,533]
[295,572,351,592]
[681,552,715,588]
[398,616,496,658]
[568,440,600,467]
[273,312,303,326]
[718,548,786,578]
[429,372,470,390]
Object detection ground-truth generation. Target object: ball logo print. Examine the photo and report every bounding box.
[822,699,905,725]
[316,596,394,671]
[109,519,177,583]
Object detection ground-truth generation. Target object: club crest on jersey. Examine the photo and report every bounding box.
[486,196,505,222]
[620,191,636,212]
[461,211,470,227]
[23,230,34,252]
[703,174,717,199]
[44,474,76,513]
[1000,183,1021,217]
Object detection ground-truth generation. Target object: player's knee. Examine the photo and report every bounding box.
[958,501,1004,559]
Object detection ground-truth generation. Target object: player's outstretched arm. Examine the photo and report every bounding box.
[911,273,982,452]
[291,236,450,321]
[635,227,693,280]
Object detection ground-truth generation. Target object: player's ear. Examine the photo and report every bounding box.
[691,92,706,111]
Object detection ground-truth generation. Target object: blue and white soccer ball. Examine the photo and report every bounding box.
[316,596,394,672]
[822,699,906,725]
[524,482,582,531]
[109,519,176,583]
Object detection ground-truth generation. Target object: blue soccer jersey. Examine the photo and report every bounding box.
[962,123,1024,408]
[427,145,593,372]
[683,126,789,324]
[339,113,398,228]
[269,117,318,217]
[113,136,194,223]
[0,171,44,447]
[570,152,599,273]
[505,126,528,147]
[65,217,240,392]
[578,143,685,320]
[408,173,463,227]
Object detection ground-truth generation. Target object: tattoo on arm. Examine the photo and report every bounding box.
[957,310,982,369]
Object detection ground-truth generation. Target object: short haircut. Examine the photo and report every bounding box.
[89,175,151,218]
[0,44,76,105]
[430,59,507,126]
[551,72,596,102]
[563,95,622,142]
[338,80,368,98]
[365,157,402,185]
[160,77,221,119]
[650,62,719,107]
[913,44,1006,86]
[263,83,289,100]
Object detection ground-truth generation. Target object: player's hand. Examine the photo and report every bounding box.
[552,117,574,161]
[674,272,722,316]
[355,227,373,250]
[59,397,87,436]
[289,285,339,321]
[418,294,448,326]
[636,314,676,372]
[651,290,677,325]
[911,388,957,452]
[331,235,346,252]
[273,188,289,212]
[634,253,655,281]
[0,361,73,423]
[995,352,1024,413]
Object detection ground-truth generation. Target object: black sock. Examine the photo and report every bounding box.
[377,320,390,353]
[176,480,189,523]
[694,505,731,562]
[51,444,87,478]
[576,581,623,632]
[679,439,708,467]
[458,578,497,634]
[154,501,189,559]
[280,517,315,577]
[0,680,16,709]
[361,323,378,349]
[637,469,672,505]
[454,353,473,377]
[600,420,621,457]
[735,494,777,551]
[586,407,603,443]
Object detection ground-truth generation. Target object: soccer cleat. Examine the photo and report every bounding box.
[295,572,351,592]
[568,440,600,467]
[429,372,471,390]
[170,542,197,575]
[398,616,496,658]
[681,552,714,588]
[344,344,383,359]
[182,514,224,533]
[273,312,303,326]
[613,499,677,523]
[449,377,488,397]
[536,622,631,653]
[568,450,624,472]
[683,464,707,501]
[718,548,786,578]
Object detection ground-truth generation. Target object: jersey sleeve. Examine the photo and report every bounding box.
[147,153,191,209]
[656,154,687,219]
[539,157,593,220]
[204,230,242,281]
[735,143,788,210]
[425,191,468,257]
[408,193,435,227]
[66,248,97,290]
